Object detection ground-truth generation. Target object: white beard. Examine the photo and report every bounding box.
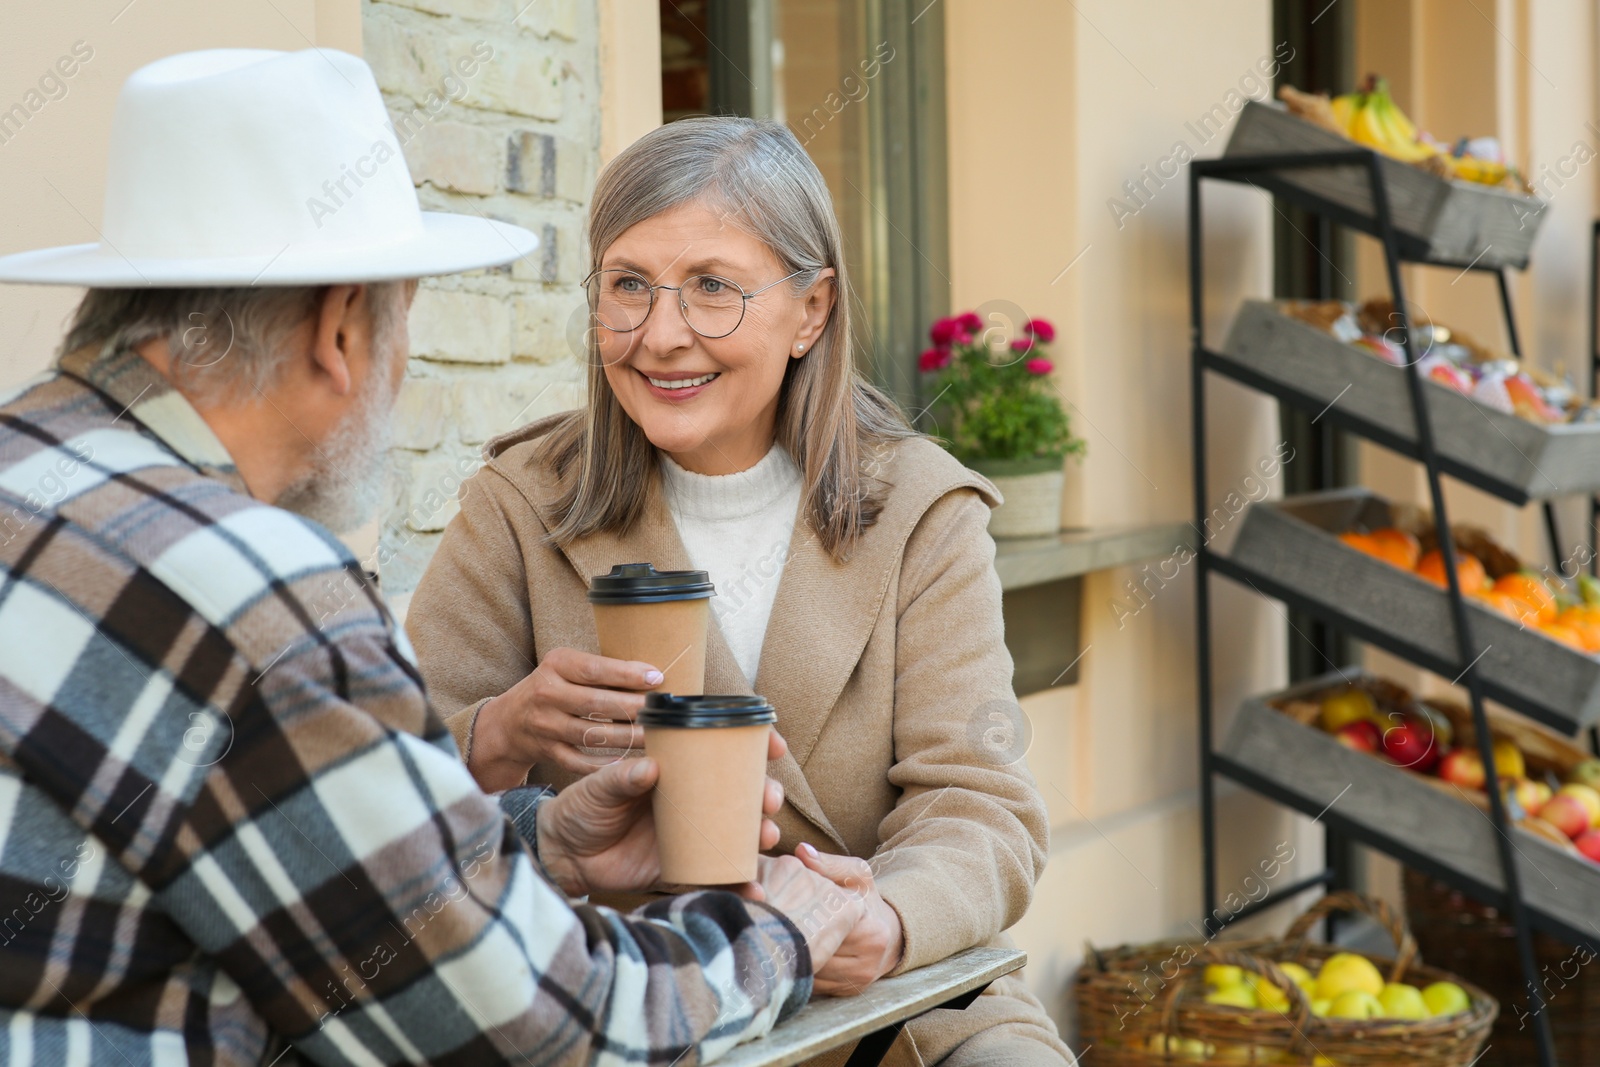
[276,343,399,535]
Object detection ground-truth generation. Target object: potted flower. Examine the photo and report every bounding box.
[918,311,1085,538]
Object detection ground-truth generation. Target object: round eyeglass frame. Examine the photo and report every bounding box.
[583,267,810,339]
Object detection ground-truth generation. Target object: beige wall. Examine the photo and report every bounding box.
[944,0,1324,1042]
[0,0,359,386]
[599,0,663,164]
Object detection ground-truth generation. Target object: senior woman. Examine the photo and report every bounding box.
[407,117,1071,1066]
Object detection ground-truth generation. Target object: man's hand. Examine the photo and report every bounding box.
[534,731,789,897]
[793,843,904,996]
[749,855,866,985]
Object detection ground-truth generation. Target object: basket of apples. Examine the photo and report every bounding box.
[1310,679,1600,866]
[1077,892,1495,1064]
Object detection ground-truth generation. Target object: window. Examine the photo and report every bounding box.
[658,0,949,416]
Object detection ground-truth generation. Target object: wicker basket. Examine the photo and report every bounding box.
[1404,869,1600,1066]
[1075,892,1497,1065]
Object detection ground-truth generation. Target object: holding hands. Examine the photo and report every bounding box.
[517,667,904,996]
[532,729,867,978]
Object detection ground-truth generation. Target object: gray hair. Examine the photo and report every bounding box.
[545,116,916,558]
[62,283,408,404]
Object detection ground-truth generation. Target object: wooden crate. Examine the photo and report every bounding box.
[1222,300,1600,500]
[1224,100,1545,269]
[1227,488,1600,733]
[1221,669,1600,942]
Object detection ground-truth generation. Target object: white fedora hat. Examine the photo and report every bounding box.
[0,48,537,286]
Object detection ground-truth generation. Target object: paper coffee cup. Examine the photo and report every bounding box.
[589,563,715,696]
[640,693,776,885]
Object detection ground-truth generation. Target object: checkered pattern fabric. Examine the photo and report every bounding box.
[0,344,809,1066]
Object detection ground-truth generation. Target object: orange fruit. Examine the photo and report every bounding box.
[1416,549,1488,595]
[1494,573,1557,625]
[1370,527,1422,569]
[1556,608,1600,653]
[1473,590,1524,619]
[1339,530,1381,556]
[1539,622,1586,650]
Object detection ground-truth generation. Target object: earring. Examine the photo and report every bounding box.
[796,343,806,352]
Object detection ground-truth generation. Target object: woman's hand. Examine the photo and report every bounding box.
[469,647,662,792]
[793,843,904,996]
[536,730,791,897]
[749,855,866,982]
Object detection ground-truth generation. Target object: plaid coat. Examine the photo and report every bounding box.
[0,344,810,1066]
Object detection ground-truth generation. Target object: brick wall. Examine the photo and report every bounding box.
[362,0,598,605]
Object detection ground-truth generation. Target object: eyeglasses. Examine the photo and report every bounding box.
[583,268,809,339]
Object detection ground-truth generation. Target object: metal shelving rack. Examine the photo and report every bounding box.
[1190,149,1560,1067]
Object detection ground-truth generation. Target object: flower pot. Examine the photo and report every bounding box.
[968,456,1065,538]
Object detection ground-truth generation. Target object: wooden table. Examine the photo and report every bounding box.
[714,946,1025,1067]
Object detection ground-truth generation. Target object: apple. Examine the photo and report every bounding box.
[1382,719,1440,772]
[1205,983,1258,1009]
[1315,953,1385,1000]
[1575,829,1600,864]
[1336,720,1382,753]
[1245,972,1291,1015]
[1439,749,1487,790]
[1204,964,1243,989]
[1278,962,1316,995]
[1378,982,1429,1020]
[1556,783,1600,828]
[1328,990,1384,1019]
[1422,981,1471,1017]
[1539,794,1591,840]
[1501,778,1552,818]
[1428,362,1474,395]
[1570,758,1600,791]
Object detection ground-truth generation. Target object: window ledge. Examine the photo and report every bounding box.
[994,521,1195,592]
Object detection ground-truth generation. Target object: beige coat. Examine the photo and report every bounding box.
[407,414,1072,1065]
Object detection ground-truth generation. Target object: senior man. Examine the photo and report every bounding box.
[0,48,861,1066]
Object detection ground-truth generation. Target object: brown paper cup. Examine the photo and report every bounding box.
[640,694,776,885]
[588,563,716,697]
[592,599,709,696]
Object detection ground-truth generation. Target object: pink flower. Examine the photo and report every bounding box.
[1009,337,1035,354]
[918,346,951,372]
[1024,318,1056,342]
[929,317,959,345]
[954,330,975,345]
[957,311,983,333]
[1026,358,1054,375]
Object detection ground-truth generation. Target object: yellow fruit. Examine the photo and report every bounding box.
[1311,998,1332,1017]
[1315,953,1385,1000]
[1451,155,1509,186]
[1320,689,1379,733]
[1330,94,1360,133]
[1279,961,1316,993]
[1423,982,1471,1017]
[1329,990,1384,1019]
[1205,982,1258,1009]
[1204,963,1243,989]
[1493,738,1526,781]
[1246,972,1291,1014]
[1378,982,1429,1019]
[1313,1057,1338,1067]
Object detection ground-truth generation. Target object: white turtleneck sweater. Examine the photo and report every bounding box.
[660,445,803,686]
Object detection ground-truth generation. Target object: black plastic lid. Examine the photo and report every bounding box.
[588,563,716,604]
[639,693,777,728]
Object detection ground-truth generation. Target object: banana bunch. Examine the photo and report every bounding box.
[1340,78,1437,163]
[1333,78,1509,186]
